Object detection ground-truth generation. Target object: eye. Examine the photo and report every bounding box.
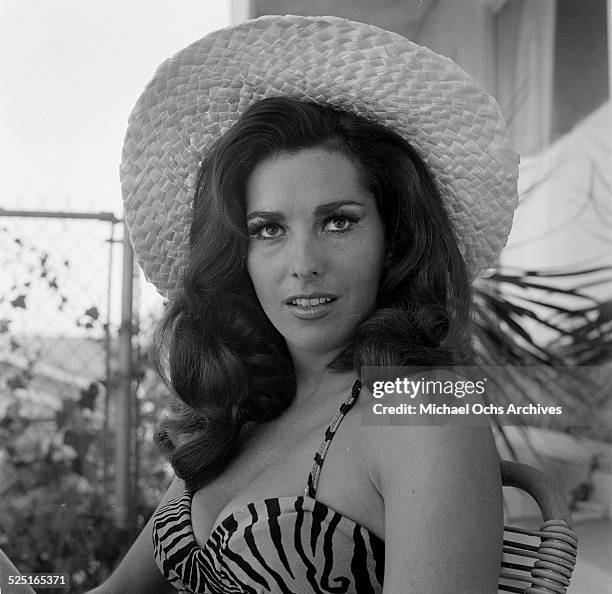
[325,217,351,231]
[322,210,360,232]
[260,224,283,238]
[247,219,285,240]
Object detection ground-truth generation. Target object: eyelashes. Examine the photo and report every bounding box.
[247,221,280,239]
[327,208,360,229]
[246,218,282,239]
[247,208,361,240]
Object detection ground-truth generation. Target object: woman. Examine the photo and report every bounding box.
[93,15,518,593]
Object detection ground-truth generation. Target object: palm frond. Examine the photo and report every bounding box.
[473,266,612,441]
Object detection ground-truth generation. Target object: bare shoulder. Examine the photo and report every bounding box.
[365,422,501,501]
[356,385,503,592]
[356,386,499,489]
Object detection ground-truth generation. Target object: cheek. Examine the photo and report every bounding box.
[365,224,387,270]
[246,256,262,293]
[339,237,386,300]
[246,251,276,303]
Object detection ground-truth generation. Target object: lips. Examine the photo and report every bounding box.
[285,294,338,320]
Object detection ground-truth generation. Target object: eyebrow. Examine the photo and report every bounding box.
[246,200,365,220]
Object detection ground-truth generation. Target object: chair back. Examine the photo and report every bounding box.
[499,460,578,593]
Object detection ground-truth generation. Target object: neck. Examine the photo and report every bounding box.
[289,344,356,405]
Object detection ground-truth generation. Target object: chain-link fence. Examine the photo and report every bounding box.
[0,208,173,589]
[0,209,120,495]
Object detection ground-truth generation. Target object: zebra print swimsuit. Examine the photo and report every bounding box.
[152,379,385,593]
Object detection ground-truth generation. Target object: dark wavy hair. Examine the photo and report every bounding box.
[151,97,473,491]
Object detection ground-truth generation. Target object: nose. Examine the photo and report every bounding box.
[288,233,324,279]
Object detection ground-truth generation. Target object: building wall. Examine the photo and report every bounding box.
[250,0,500,91]
[250,0,435,38]
[410,0,499,92]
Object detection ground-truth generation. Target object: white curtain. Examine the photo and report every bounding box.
[495,0,556,156]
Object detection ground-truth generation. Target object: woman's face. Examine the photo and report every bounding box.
[245,148,386,358]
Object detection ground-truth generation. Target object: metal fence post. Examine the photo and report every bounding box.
[115,221,134,527]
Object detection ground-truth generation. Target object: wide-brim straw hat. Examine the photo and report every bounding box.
[121,14,519,300]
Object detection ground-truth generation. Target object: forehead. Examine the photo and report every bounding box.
[245,148,373,212]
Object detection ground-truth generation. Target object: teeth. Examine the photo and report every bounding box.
[291,297,333,307]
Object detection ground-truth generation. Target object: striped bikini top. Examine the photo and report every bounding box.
[152,379,385,593]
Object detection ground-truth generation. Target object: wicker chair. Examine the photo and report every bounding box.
[499,460,578,593]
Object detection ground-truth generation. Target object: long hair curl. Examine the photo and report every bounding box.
[151,97,473,491]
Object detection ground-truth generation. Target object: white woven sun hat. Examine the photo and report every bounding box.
[121,14,519,299]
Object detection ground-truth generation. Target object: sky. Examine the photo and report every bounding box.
[1,0,231,214]
[1,1,233,334]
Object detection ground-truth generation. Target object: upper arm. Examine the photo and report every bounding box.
[372,425,503,594]
[0,547,36,593]
[88,475,184,594]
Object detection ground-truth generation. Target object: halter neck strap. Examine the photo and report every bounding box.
[305,378,361,499]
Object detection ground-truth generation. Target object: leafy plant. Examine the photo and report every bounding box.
[0,224,171,592]
[473,265,612,442]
